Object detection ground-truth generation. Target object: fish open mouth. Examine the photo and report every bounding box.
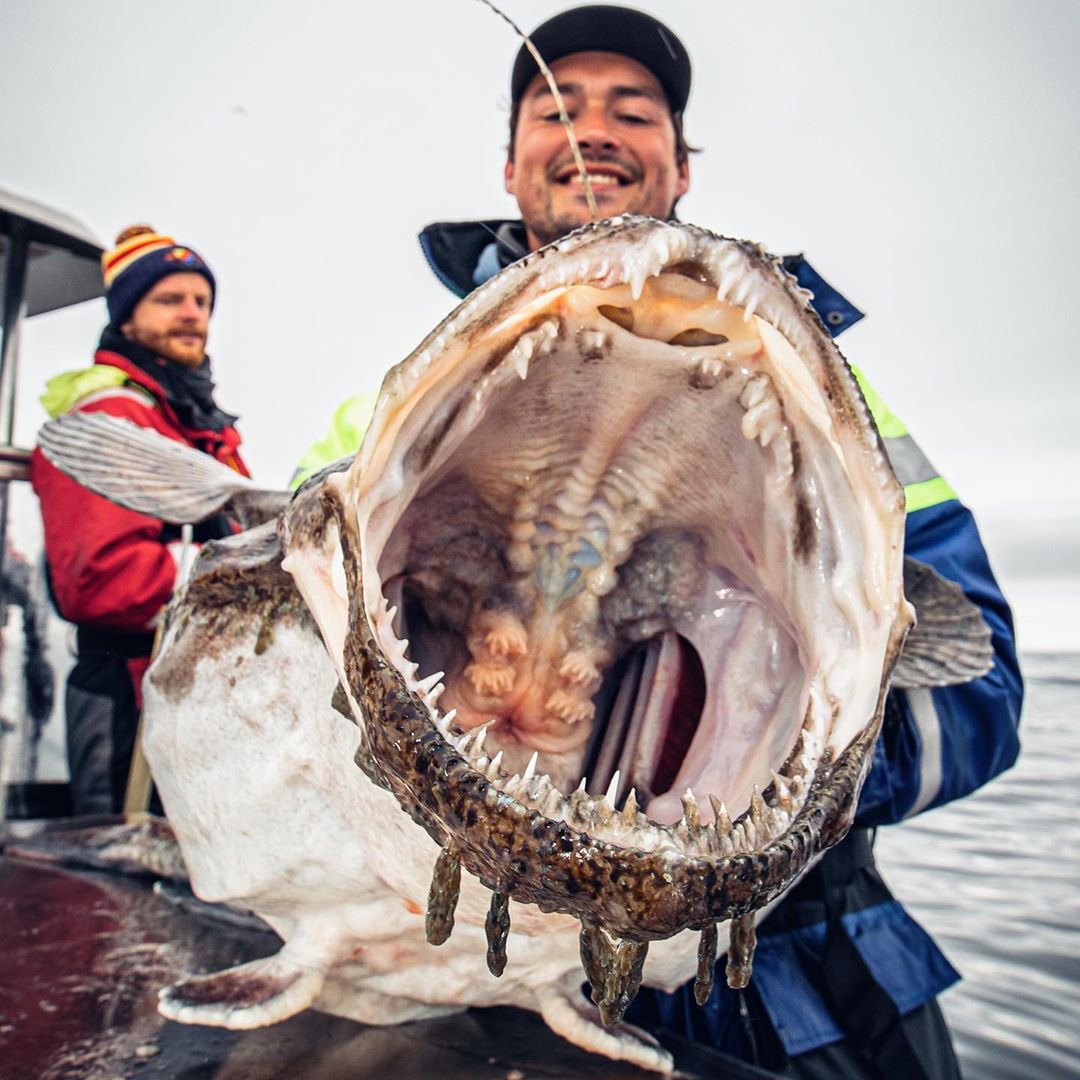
[289,217,910,995]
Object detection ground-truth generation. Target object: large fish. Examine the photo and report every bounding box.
[38,216,992,1073]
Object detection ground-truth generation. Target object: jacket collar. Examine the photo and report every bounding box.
[418,219,528,298]
[418,218,865,338]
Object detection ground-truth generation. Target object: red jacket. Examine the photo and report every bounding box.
[31,350,249,634]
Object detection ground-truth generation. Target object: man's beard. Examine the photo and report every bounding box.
[140,327,207,367]
[528,209,593,249]
[525,160,653,249]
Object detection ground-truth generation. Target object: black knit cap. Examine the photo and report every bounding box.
[510,5,692,114]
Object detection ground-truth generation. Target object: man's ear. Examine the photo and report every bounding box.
[119,320,135,341]
[675,156,690,201]
[504,158,516,195]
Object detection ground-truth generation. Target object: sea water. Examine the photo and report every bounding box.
[877,652,1080,1079]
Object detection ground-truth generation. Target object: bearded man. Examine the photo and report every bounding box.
[31,225,248,816]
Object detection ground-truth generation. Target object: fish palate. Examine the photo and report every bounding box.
[37,216,992,1074]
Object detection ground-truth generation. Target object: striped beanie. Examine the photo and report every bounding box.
[102,225,216,327]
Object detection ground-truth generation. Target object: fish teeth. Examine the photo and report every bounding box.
[543,787,564,819]
[508,334,534,380]
[526,772,550,803]
[682,789,701,830]
[580,329,608,353]
[771,771,793,813]
[750,787,768,839]
[472,720,493,756]
[569,782,590,823]
[621,788,639,827]
[486,750,504,780]
[415,670,444,698]
[717,799,733,837]
[604,770,621,808]
[717,269,740,302]
[522,751,538,784]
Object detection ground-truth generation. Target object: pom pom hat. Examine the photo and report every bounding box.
[102,225,216,327]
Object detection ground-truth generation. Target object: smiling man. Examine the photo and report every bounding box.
[31,225,248,816]
[418,5,704,295]
[294,9,1020,1078]
[505,48,689,249]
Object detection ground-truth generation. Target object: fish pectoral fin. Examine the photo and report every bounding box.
[158,948,327,1029]
[893,556,994,689]
[1,814,188,882]
[37,411,275,525]
[535,984,674,1075]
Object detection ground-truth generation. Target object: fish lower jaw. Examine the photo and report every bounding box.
[375,604,834,862]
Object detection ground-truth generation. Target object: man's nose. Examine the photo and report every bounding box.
[573,108,619,152]
[178,297,205,321]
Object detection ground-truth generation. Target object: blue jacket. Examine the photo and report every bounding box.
[420,219,1024,1059]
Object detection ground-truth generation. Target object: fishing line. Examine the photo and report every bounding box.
[476,0,601,224]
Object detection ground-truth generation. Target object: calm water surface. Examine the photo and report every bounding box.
[876,652,1080,1079]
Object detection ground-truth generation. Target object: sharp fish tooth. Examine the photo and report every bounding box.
[605,770,622,807]
[771,770,793,811]
[510,335,533,380]
[682,789,701,830]
[473,721,493,753]
[523,751,538,783]
[751,787,768,841]
[416,670,445,695]
[487,750,504,779]
[621,788,638,827]
[711,797,733,837]
[543,787,564,818]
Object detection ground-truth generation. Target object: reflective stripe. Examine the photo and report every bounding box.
[904,476,958,514]
[73,385,156,411]
[849,364,957,513]
[41,365,129,418]
[883,434,940,488]
[905,688,942,815]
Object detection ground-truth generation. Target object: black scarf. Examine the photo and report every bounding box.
[99,325,238,433]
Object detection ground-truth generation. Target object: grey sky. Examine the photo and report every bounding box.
[4,0,1078,647]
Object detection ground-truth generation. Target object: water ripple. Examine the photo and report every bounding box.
[876,653,1080,1080]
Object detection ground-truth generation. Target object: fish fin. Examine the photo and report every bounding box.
[228,488,293,529]
[37,412,275,525]
[1,814,188,881]
[893,557,994,689]
[535,984,674,1074]
[153,880,274,933]
[158,947,327,1029]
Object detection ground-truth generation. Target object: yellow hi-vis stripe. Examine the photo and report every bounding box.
[849,365,956,513]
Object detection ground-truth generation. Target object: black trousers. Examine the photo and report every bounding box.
[740,828,962,1079]
[777,995,960,1079]
[65,650,141,816]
